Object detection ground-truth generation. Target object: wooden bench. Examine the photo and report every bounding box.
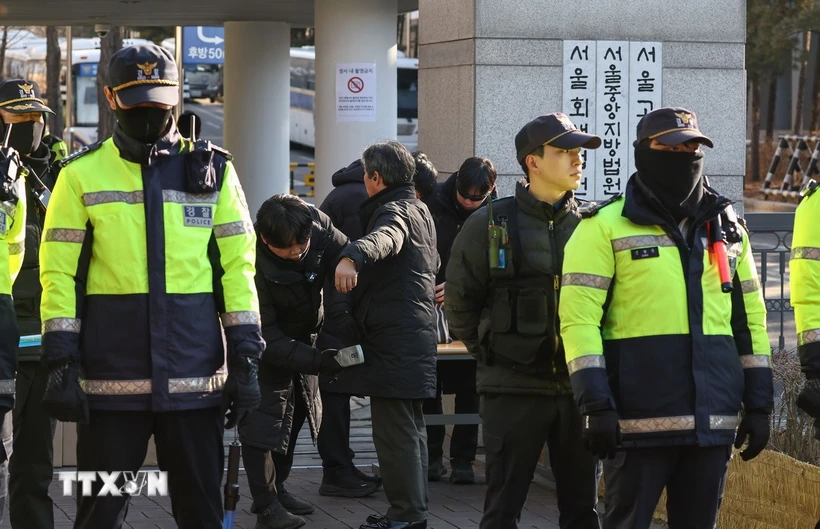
[424,341,482,426]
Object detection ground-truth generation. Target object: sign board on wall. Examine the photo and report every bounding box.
[336,63,377,122]
[562,41,662,201]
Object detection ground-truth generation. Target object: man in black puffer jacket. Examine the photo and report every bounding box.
[334,140,438,529]
[422,156,497,485]
[240,194,356,529]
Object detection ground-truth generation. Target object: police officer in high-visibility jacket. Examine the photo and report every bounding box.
[559,107,773,529]
[39,43,263,529]
[0,81,30,526]
[791,180,820,435]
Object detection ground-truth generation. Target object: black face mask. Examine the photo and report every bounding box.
[2,120,44,155]
[634,145,705,221]
[114,105,172,144]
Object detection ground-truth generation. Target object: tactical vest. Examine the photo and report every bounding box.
[486,197,564,376]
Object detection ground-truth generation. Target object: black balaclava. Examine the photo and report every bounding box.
[2,120,45,155]
[634,144,705,221]
[114,105,172,144]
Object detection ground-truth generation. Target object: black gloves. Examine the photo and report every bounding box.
[798,378,820,419]
[582,409,621,459]
[733,409,770,461]
[319,349,344,376]
[221,354,261,429]
[41,357,89,424]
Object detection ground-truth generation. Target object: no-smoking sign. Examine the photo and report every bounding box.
[336,62,377,122]
[348,77,364,93]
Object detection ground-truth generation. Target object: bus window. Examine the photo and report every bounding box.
[397,68,418,120]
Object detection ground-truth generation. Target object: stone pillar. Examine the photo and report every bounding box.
[314,0,398,204]
[224,21,291,217]
[418,0,747,204]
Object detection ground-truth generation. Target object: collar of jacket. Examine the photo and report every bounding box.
[514,180,575,222]
[21,143,51,179]
[112,118,183,166]
[622,173,729,228]
[359,183,416,222]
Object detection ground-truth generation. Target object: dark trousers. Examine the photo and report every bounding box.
[74,407,224,529]
[371,398,428,523]
[9,361,55,529]
[480,394,600,529]
[0,409,13,525]
[317,389,356,478]
[422,384,479,463]
[243,392,308,511]
[602,445,732,529]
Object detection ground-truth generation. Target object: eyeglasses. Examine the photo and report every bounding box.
[458,189,491,202]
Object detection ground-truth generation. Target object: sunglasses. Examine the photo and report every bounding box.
[458,189,491,202]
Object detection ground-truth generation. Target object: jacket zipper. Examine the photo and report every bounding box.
[549,219,559,375]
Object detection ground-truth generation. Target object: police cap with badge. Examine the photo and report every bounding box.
[0,80,55,203]
[633,106,714,148]
[108,43,180,107]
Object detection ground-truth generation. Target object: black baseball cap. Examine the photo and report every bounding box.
[635,107,714,148]
[0,79,54,115]
[515,113,601,163]
[108,43,179,107]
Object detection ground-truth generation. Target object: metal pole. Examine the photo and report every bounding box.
[404,13,411,57]
[65,26,73,151]
[175,26,183,121]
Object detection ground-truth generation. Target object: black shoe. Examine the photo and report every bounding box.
[278,487,315,515]
[255,501,306,529]
[353,465,383,486]
[428,458,447,482]
[319,473,380,498]
[359,517,427,529]
[449,459,475,484]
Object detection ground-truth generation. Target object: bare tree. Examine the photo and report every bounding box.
[765,76,778,141]
[810,35,820,132]
[0,26,9,82]
[750,78,763,182]
[45,26,63,137]
[96,26,123,141]
[794,30,812,134]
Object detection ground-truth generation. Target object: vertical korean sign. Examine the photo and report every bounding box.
[562,41,596,199]
[596,42,629,200]
[336,63,377,123]
[628,43,663,176]
[562,41,662,201]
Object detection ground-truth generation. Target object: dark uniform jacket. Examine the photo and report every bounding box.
[445,181,581,396]
[329,184,438,400]
[13,144,58,363]
[239,207,350,453]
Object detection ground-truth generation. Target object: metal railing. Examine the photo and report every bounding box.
[745,212,795,351]
[760,136,820,200]
[289,162,315,198]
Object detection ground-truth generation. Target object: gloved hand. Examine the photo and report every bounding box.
[797,378,820,419]
[40,357,89,424]
[221,354,261,429]
[582,409,621,459]
[733,409,770,461]
[319,349,344,376]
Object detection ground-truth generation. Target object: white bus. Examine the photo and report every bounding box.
[289,47,419,151]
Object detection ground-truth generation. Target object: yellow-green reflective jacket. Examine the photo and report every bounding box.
[0,176,25,409]
[791,183,820,375]
[1,175,26,294]
[559,179,772,448]
[39,128,263,412]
